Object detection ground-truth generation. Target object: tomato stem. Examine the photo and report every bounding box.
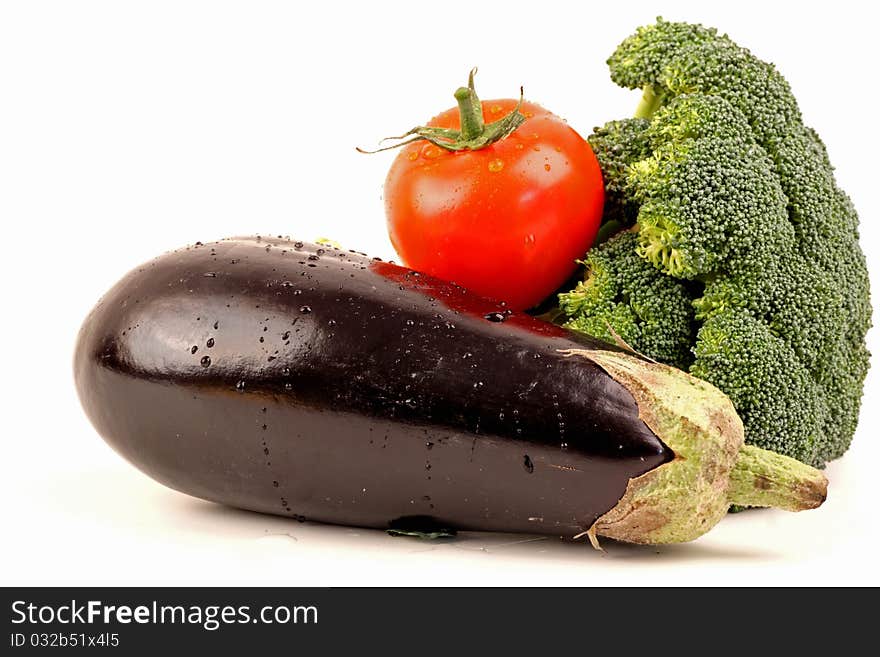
[357,69,527,154]
[454,68,486,141]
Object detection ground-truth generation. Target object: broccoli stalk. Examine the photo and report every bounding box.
[634,84,666,119]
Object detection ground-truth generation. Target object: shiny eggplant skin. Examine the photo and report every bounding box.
[74,237,672,537]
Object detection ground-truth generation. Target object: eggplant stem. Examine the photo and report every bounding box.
[726,444,828,511]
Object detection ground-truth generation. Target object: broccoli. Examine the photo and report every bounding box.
[560,19,871,467]
[560,230,697,370]
[690,309,825,465]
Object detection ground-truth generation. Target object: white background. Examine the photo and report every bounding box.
[2,0,878,586]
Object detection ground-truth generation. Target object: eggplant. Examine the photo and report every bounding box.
[74,237,827,544]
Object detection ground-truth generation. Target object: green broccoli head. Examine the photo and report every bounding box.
[627,95,793,279]
[659,39,800,145]
[697,257,845,375]
[606,18,718,91]
[691,309,825,466]
[565,20,871,467]
[559,230,696,370]
[608,18,800,145]
[642,93,750,145]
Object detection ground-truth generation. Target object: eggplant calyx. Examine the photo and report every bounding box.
[560,349,827,546]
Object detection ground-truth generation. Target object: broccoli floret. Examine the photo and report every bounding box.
[659,39,801,146]
[691,309,825,465]
[697,257,845,374]
[559,230,696,370]
[821,329,871,463]
[641,92,751,145]
[628,95,793,279]
[609,18,801,145]
[607,19,718,93]
[587,118,652,227]
[563,19,871,467]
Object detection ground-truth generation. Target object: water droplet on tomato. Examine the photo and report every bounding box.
[488,158,504,173]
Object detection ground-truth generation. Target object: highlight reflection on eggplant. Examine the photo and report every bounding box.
[74,237,827,545]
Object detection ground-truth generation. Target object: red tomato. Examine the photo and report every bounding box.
[384,97,604,310]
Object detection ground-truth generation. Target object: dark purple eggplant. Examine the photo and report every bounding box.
[74,237,826,544]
